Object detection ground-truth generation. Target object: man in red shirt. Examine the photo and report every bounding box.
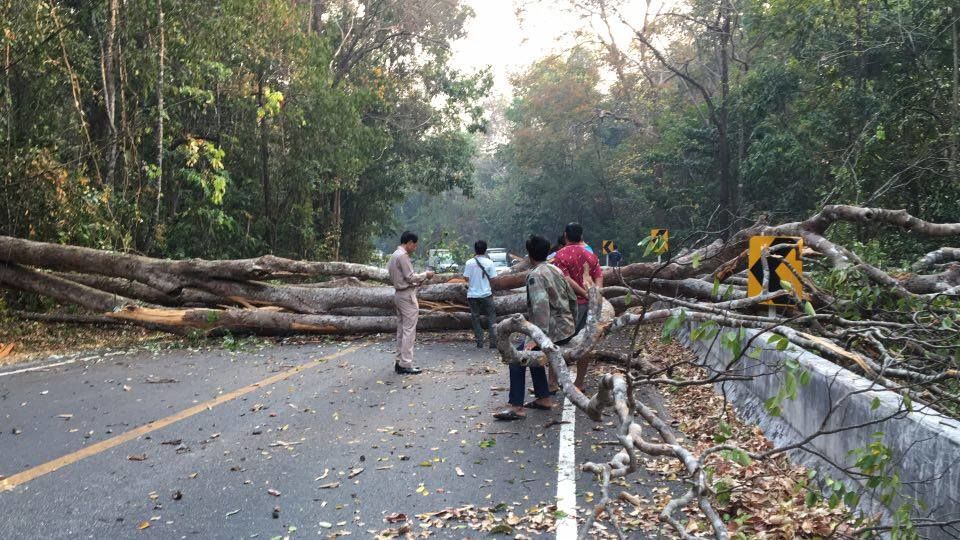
[551,222,603,390]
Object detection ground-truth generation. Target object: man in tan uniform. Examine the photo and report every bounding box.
[387,231,434,374]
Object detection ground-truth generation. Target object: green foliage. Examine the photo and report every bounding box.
[762,351,812,417]
[220,332,268,354]
[661,310,687,341]
[415,0,960,262]
[690,320,720,341]
[0,0,488,264]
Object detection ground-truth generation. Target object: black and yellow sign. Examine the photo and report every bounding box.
[747,236,804,306]
[601,240,617,255]
[650,229,669,254]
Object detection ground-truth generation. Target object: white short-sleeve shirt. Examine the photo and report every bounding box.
[463,256,496,298]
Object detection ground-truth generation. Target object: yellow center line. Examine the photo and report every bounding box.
[0,342,367,493]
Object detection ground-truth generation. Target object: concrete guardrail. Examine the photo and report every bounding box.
[676,322,960,538]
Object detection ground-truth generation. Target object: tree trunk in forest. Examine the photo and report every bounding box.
[154,0,165,243]
[2,1,12,233]
[332,186,342,260]
[49,5,101,186]
[257,77,275,249]
[717,0,734,228]
[101,0,120,188]
[952,6,959,179]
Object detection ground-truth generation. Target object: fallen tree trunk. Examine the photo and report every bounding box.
[105,305,478,336]
[0,235,395,292]
[0,263,137,312]
[912,247,960,271]
[0,205,957,341]
[42,269,529,317]
[54,273,225,307]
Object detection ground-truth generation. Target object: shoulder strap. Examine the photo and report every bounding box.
[475,257,492,280]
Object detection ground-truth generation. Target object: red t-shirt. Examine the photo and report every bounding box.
[552,244,602,304]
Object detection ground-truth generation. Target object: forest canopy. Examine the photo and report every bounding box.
[0,0,489,262]
[3,0,960,264]
[402,0,960,264]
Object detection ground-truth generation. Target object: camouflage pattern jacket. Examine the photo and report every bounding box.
[526,262,577,342]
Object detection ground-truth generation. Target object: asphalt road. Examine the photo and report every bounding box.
[0,335,666,539]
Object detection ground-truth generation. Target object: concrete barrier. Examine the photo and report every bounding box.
[676,322,960,537]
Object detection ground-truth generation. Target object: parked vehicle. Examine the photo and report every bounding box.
[427,249,458,273]
[486,248,511,276]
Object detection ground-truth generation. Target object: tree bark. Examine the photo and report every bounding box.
[0,263,134,312]
[257,76,275,249]
[0,235,393,292]
[154,0,165,240]
[101,0,120,188]
[1,206,957,337]
[106,305,478,336]
[717,0,734,226]
[913,247,960,271]
[53,273,223,307]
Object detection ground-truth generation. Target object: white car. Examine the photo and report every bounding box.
[486,248,511,276]
[427,249,458,273]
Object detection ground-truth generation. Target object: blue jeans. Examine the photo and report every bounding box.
[508,364,551,406]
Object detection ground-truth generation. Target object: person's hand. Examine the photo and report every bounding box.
[523,340,537,351]
[425,271,435,279]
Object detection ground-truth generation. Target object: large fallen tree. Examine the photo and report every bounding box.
[2,205,959,537]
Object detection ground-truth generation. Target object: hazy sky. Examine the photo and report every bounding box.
[451,0,590,95]
[450,0,669,97]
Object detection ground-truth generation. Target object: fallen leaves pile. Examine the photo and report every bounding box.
[621,333,864,539]
[0,317,170,366]
[375,503,562,539]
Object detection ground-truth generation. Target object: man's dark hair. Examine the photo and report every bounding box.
[564,222,583,243]
[549,235,566,254]
[400,231,418,244]
[474,240,487,255]
[526,235,551,262]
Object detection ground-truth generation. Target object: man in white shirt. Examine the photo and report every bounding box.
[463,240,498,348]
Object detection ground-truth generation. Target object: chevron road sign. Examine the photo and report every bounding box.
[747,236,805,306]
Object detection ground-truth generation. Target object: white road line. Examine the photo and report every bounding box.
[0,355,100,378]
[556,396,578,539]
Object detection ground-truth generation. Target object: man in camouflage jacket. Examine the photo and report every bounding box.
[494,235,576,420]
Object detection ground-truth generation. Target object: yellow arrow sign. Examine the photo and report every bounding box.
[649,229,669,254]
[747,236,805,306]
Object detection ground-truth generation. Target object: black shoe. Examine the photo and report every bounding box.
[488,343,497,349]
[477,342,484,349]
[395,363,423,375]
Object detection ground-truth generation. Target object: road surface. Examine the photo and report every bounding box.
[0,335,667,538]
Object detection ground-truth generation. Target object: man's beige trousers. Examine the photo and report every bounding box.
[393,288,419,367]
